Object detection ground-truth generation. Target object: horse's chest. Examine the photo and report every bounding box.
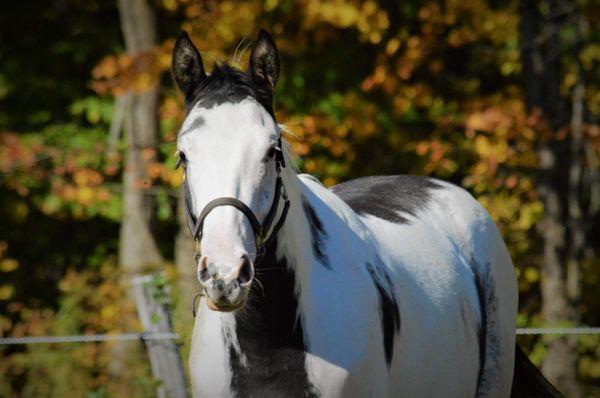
[226,266,316,396]
[229,344,315,397]
[191,318,315,398]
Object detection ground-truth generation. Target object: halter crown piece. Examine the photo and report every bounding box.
[182,137,290,258]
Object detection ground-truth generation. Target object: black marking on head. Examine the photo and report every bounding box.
[331,175,441,224]
[365,262,400,368]
[229,239,317,397]
[186,63,276,119]
[470,260,501,396]
[179,116,205,137]
[174,30,280,121]
[301,196,331,269]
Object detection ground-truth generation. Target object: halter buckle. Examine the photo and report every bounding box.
[256,231,265,247]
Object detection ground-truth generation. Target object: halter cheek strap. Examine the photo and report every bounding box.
[182,138,290,255]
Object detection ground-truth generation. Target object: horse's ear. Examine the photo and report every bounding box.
[249,29,280,90]
[172,31,206,96]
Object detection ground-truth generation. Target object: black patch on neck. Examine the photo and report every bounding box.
[301,196,331,269]
[365,262,400,368]
[228,239,317,398]
[471,263,488,391]
[331,175,440,224]
[469,260,500,396]
[185,63,275,120]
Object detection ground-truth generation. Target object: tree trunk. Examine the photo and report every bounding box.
[111,0,164,381]
[117,0,163,272]
[566,19,586,312]
[519,1,581,396]
[538,143,580,397]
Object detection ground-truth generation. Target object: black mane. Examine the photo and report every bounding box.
[185,63,275,119]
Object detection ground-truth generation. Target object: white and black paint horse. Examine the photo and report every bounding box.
[172,30,562,398]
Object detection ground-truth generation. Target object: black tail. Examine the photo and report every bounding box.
[510,344,565,397]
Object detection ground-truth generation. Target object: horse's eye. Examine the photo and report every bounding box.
[176,151,187,169]
[265,146,277,160]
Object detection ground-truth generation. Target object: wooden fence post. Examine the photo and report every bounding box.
[131,274,188,398]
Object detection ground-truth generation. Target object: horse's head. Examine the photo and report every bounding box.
[172,30,283,312]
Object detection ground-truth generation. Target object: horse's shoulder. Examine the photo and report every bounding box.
[330,175,447,224]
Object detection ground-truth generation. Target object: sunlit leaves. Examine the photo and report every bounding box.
[70,97,115,125]
[0,243,18,301]
[1,0,599,394]
[1,262,151,398]
[0,125,120,220]
[304,0,389,43]
[91,47,170,95]
[0,259,19,273]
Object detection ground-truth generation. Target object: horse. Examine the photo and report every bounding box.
[171,29,562,398]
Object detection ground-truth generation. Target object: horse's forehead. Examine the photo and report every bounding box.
[181,98,270,140]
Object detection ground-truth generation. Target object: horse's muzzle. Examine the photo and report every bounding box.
[197,255,254,312]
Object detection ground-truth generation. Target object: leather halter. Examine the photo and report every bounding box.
[181,137,290,255]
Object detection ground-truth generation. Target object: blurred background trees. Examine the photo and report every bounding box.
[0,0,598,396]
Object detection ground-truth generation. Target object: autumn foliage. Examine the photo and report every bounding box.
[0,0,599,396]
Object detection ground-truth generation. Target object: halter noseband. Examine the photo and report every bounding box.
[182,138,290,255]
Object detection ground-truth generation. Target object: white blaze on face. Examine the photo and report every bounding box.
[177,97,280,272]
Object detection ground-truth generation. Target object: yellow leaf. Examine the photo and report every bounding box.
[77,187,95,205]
[265,0,279,11]
[0,259,19,272]
[0,284,14,300]
[386,38,400,55]
[101,305,117,320]
[524,267,539,283]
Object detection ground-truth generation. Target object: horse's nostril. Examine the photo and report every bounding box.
[237,256,254,285]
[198,256,212,283]
[198,266,211,282]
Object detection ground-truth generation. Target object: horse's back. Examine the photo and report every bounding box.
[332,175,518,397]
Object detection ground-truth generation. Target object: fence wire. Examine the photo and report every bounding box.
[1,328,599,346]
[515,327,600,335]
[0,332,180,346]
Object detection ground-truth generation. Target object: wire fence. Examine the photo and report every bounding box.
[0,332,180,346]
[515,327,600,335]
[1,328,599,346]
